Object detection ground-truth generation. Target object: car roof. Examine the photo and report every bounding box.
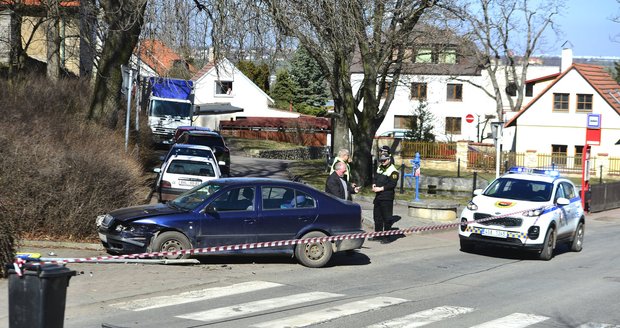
[208,177,311,188]
[170,143,214,151]
[168,155,217,163]
[183,130,222,137]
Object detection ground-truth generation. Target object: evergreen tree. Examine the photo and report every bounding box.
[407,102,435,142]
[270,69,296,110]
[289,47,329,112]
[614,61,620,83]
[237,60,271,93]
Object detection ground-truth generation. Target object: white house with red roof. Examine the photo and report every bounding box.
[190,58,299,130]
[505,48,620,159]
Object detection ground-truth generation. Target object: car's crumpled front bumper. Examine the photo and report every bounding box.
[98,228,155,255]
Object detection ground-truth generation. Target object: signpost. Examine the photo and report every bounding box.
[581,114,602,211]
[465,113,475,123]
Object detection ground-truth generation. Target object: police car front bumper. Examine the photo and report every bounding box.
[459,234,544,251]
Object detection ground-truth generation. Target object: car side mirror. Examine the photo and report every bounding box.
[556,197,570,206]
[153,167,161,173]
[218,161,226,166]
[204,204,217,214]
[473,189,483,196]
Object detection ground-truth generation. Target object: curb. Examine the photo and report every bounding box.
[20,240,104,251]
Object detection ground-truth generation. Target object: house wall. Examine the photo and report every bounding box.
[193,60,299,130]
[354,65,559,145]
[0,11,10,65]
[513,69,620,157]
[21,16,80,75]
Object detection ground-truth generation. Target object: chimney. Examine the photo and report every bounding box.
[561,41,573,72]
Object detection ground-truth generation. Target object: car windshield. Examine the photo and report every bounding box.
[166,159,215,176]
[169,182,222,210]
[187,135,225,147]
[483,177,552,202]
[150,99,192,117]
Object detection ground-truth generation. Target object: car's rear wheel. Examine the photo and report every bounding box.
[538,227,555,261]
[295,231,333,268]
[152,231,192,260]
[570,221,584,252]
[460,239,475,253]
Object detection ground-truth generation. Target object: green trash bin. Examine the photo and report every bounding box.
[8,263,76,328]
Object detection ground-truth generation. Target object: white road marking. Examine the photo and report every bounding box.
[367,305,475,327]
[251,296,408,328]
[176,291,343,322]
[578,324,620,328]
[470,312,549,328]
[110,281,282,311]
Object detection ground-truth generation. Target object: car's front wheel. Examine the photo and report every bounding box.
[570,221,584,252]
[538,227,555,261]
[151,231,192,260]
[295,231,333,268]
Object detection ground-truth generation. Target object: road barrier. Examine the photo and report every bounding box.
[12,205,550,276]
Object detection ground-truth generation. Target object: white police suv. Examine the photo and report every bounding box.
[458,167,585,260]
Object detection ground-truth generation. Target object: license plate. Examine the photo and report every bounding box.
[480,228,507,238]
[179,179,200,186]
[98,232,107,243]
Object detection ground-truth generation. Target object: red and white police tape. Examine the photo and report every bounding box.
[12,205,550,276]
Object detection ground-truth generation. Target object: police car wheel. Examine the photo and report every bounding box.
[570,222,584,252]
[538,227,555,261]
[460,240,475,253]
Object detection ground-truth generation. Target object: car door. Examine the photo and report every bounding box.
[559,181,581,236]
[256,186,318,243]
[197,186,257,247]
[554,182,575,238]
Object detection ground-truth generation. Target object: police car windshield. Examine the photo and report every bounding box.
[483,178,552,202]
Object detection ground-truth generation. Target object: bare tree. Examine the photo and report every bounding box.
[88,0,147,127]
[209,0,439,186]
[450,0,563,122]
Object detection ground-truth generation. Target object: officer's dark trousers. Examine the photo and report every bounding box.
[373,200,394,232]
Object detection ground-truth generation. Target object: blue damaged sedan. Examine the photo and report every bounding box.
[96,178,365,267]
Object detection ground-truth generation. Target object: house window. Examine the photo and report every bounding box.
[447,83,463,101]
[553,93,569,111]
[551,144,567,166]
[439,49,457,64]
[445,117,462,134]
[216,81,233,95]
[525,83,533,97]
[414,48,433,63]
[410,83,427,99]
[576,94,593,112]
[574,145,584,166]
[394,115,415,129]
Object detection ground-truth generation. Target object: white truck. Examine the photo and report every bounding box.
[147,78,194,146]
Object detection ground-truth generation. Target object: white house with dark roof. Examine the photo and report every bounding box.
[505,49,620,159]
[191,58,299,130]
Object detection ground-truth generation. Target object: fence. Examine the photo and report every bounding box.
[590,181,620,212]
[400,141,456,160]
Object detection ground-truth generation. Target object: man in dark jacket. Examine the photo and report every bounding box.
[371,154,399,243]
[325,161,360,200]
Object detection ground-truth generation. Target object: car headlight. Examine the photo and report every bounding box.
[96,214,112,227]
[523,208,543,217]
[466,201,478,211]
[114,223,135,232]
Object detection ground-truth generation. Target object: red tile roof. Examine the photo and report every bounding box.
[191,62,215,82]
[137,39,196,76]
[506,63,620,127]
[525,72,560,84]
[0,0,78,6]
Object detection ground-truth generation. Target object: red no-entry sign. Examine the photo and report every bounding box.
[465,114,474,123]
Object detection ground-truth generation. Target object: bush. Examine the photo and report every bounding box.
[0,76,150,273]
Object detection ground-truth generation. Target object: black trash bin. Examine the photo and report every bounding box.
[8,263,76,328]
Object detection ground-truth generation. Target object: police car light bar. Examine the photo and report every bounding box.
[508,166,560,177]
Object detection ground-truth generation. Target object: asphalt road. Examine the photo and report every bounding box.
[2,216,619,327]
[3,155,620,327]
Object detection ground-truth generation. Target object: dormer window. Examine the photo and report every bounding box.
[414,46,458,64]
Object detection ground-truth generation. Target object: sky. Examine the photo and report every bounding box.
[544,0,620,58]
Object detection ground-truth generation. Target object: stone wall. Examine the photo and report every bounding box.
[251,146,328,161]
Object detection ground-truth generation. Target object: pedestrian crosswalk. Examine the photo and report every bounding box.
[108,280,620,327]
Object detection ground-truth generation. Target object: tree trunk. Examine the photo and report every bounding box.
[79,0,96,79]
[46,1,60,81]
[88,0,146,127]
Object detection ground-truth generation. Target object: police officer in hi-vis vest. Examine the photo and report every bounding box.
[371,153,399,243]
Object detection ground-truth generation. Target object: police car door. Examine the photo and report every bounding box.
[554,183,575,238]
[560,181,581,234]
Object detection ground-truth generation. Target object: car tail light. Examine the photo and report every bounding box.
[460,218,469,232]
[161,180,171,188]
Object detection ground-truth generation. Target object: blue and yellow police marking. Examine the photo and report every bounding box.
[465,226,527,240]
